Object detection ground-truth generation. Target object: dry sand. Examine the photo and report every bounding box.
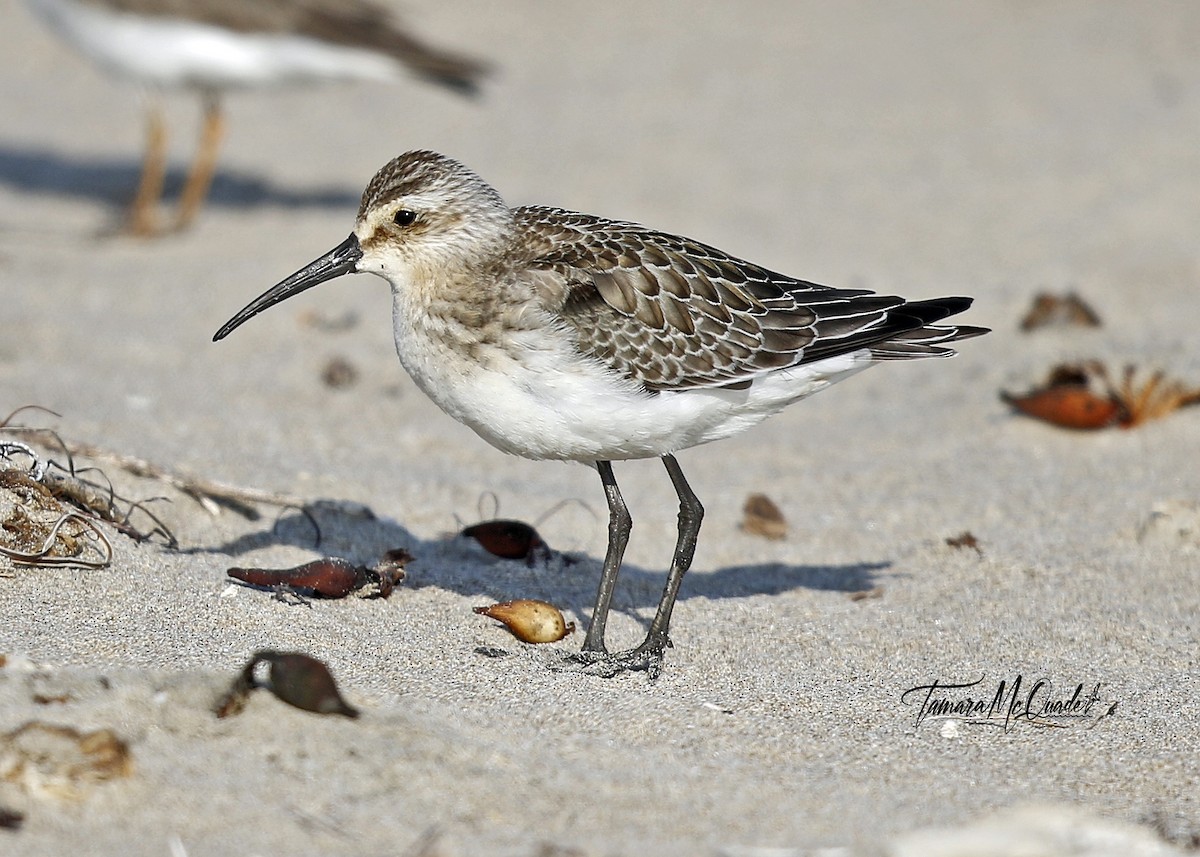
[1,1,1198,854]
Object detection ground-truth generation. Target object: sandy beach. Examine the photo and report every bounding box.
[2,1,1198,854]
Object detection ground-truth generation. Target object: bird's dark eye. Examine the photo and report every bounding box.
[393,208,418,227]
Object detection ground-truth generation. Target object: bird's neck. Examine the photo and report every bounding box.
[393,261,520,354]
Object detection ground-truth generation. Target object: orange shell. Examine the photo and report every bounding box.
[1003,387,1121,430]
[473,599,575,643]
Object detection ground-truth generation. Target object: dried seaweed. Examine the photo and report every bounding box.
[1002,362,1200,431]
[1,407,339,563]
[0,722,132,801]
[0,468,113,568]
[1019,292,1102,331]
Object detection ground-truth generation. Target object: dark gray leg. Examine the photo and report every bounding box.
[643,453,704,644]
[581,460,631,654]
[562,455,703,679]
[612,454,704,676]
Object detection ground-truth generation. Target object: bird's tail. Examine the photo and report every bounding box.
[866,297,989,360]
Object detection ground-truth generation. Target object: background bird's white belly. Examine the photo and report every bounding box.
[25,0,398,88]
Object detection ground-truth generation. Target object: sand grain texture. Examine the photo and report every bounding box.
[1,1,1198,854]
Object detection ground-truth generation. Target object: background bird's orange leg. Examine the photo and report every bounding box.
[175,95,224,231]
[126,103,167,236]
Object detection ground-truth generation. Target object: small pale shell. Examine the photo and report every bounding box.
[473,599,575,643]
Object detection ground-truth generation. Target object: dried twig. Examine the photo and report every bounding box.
[3,420,310,521]
[7,429,306,516]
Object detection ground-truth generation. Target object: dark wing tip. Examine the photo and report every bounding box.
[410,53,491,97]
[303,7,491,97]
[898,296,975,323]
[903,298,988,342]
[949,324,991,341]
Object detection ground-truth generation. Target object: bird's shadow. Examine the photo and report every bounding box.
[192,503,892,630]
[0,142,359,212]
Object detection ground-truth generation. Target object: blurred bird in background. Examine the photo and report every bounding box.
[23,0,487,235]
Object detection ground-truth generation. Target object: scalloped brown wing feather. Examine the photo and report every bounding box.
[513,206,970,392]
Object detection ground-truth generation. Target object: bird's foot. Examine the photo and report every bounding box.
[121,206,163,238]
[552,631,672,679]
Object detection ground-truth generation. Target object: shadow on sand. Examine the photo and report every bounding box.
[195,503,891,636]
[0,142,359,212]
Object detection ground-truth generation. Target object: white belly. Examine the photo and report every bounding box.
[390,295,873,462]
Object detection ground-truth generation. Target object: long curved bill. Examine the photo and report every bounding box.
[213,234,363,342]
